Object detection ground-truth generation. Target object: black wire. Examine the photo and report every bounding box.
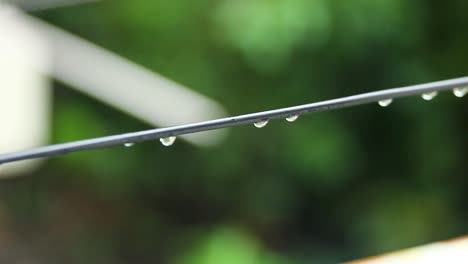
[0,76,467,164]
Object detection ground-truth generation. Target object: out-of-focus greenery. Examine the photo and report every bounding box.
[1,0,467,263]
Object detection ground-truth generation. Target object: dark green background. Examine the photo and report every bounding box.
[1,0,467,263]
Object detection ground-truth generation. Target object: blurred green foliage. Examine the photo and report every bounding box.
[1,0,467,263]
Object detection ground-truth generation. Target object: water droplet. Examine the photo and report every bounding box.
[421,91,438,100]
[453,87,468,98]
[286,114,299,122]
[160,136,176,146]
[124,143,134,147]
[378,99,393,107]
[254,120,269,128]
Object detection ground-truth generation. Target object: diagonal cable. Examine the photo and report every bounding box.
[0,77,467,164]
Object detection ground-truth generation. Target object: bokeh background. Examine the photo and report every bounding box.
[1,0,467,263]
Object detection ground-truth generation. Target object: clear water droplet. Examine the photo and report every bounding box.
[160,136,176,146]
[453,87,468,98]
[124,143,134,147]
[254,120,269,128]
[286,114,299,122]
[421,91,438,100]
[378,99,393,107]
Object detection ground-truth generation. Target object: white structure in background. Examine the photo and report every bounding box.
[0,5,51,176]
[346,236,468,264]
[0,4,227,177]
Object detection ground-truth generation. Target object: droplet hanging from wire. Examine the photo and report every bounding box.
[421,91,437,100]
[254,120,269,128]
[286,114,299,122]
[160,136,176,146]
[378,99,393,107]
[453,87,468,98]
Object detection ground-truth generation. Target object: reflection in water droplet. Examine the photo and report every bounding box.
[378,99,393,107]
[286,114,299,122]
[124,143,134,147]
[421,91,438,100]
[453,87,468,98]
[254,120,269,128]
[160,136,176,146]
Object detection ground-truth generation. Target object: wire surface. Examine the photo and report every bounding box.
[1,76,467,164]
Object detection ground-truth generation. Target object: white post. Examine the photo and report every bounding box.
[0,5,51,177]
